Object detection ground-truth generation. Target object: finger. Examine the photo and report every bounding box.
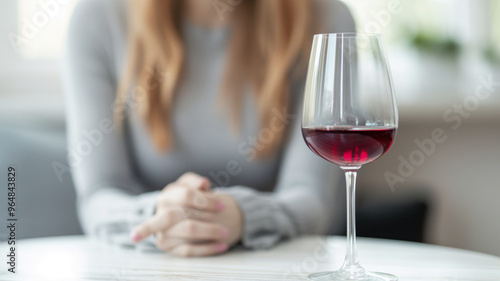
[166,206,217,222]
[131,207,216,243]
[154,235,184,252]
[155,233,219,252]
[170,242,229,257]
[177,172,211,191]
[159,185,224,212]
[166,220,228,241]
[130,213,171,243]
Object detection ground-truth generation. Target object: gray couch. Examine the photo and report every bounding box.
[0,123,82,239]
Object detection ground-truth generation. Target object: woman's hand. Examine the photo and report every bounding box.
[211,192,243,248]
[130,172,243,257]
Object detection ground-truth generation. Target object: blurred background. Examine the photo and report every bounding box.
[0,0,499,256]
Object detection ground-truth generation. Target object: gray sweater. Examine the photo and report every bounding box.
[63,0,355,249]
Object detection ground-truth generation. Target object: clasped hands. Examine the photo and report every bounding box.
[130,172,242,257]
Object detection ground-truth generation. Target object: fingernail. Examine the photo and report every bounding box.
[221,228,228,238]
[216,201,226,211]
[130,232,141,243]
[216,243,228,252]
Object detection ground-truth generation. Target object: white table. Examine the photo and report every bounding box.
[2,235,499,280]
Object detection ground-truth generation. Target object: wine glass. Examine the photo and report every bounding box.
[301,33,398,281]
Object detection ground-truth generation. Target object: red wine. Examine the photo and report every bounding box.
[302,126,396,166]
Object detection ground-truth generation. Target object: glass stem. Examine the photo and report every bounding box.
[340,168,364,274]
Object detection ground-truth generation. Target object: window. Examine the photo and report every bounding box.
[0,0,78,91]
[15,0,79,60]
[0,0,498,122]
[342,0,500,106]
[0,0,78,122]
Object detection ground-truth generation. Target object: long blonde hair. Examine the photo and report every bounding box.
[115,0,314,158]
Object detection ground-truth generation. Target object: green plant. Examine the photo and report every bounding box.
[409,32,461,59]
[483,46,500,65]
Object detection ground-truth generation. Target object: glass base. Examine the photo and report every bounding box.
[308,270,397,281]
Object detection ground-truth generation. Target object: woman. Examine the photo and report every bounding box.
[64,0,355,257]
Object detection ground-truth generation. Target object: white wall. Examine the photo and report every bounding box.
[359,106,500,256]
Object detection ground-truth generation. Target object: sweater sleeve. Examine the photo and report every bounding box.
[63,0,159,245]
[216,0,356,249]
[217,106,345,249]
